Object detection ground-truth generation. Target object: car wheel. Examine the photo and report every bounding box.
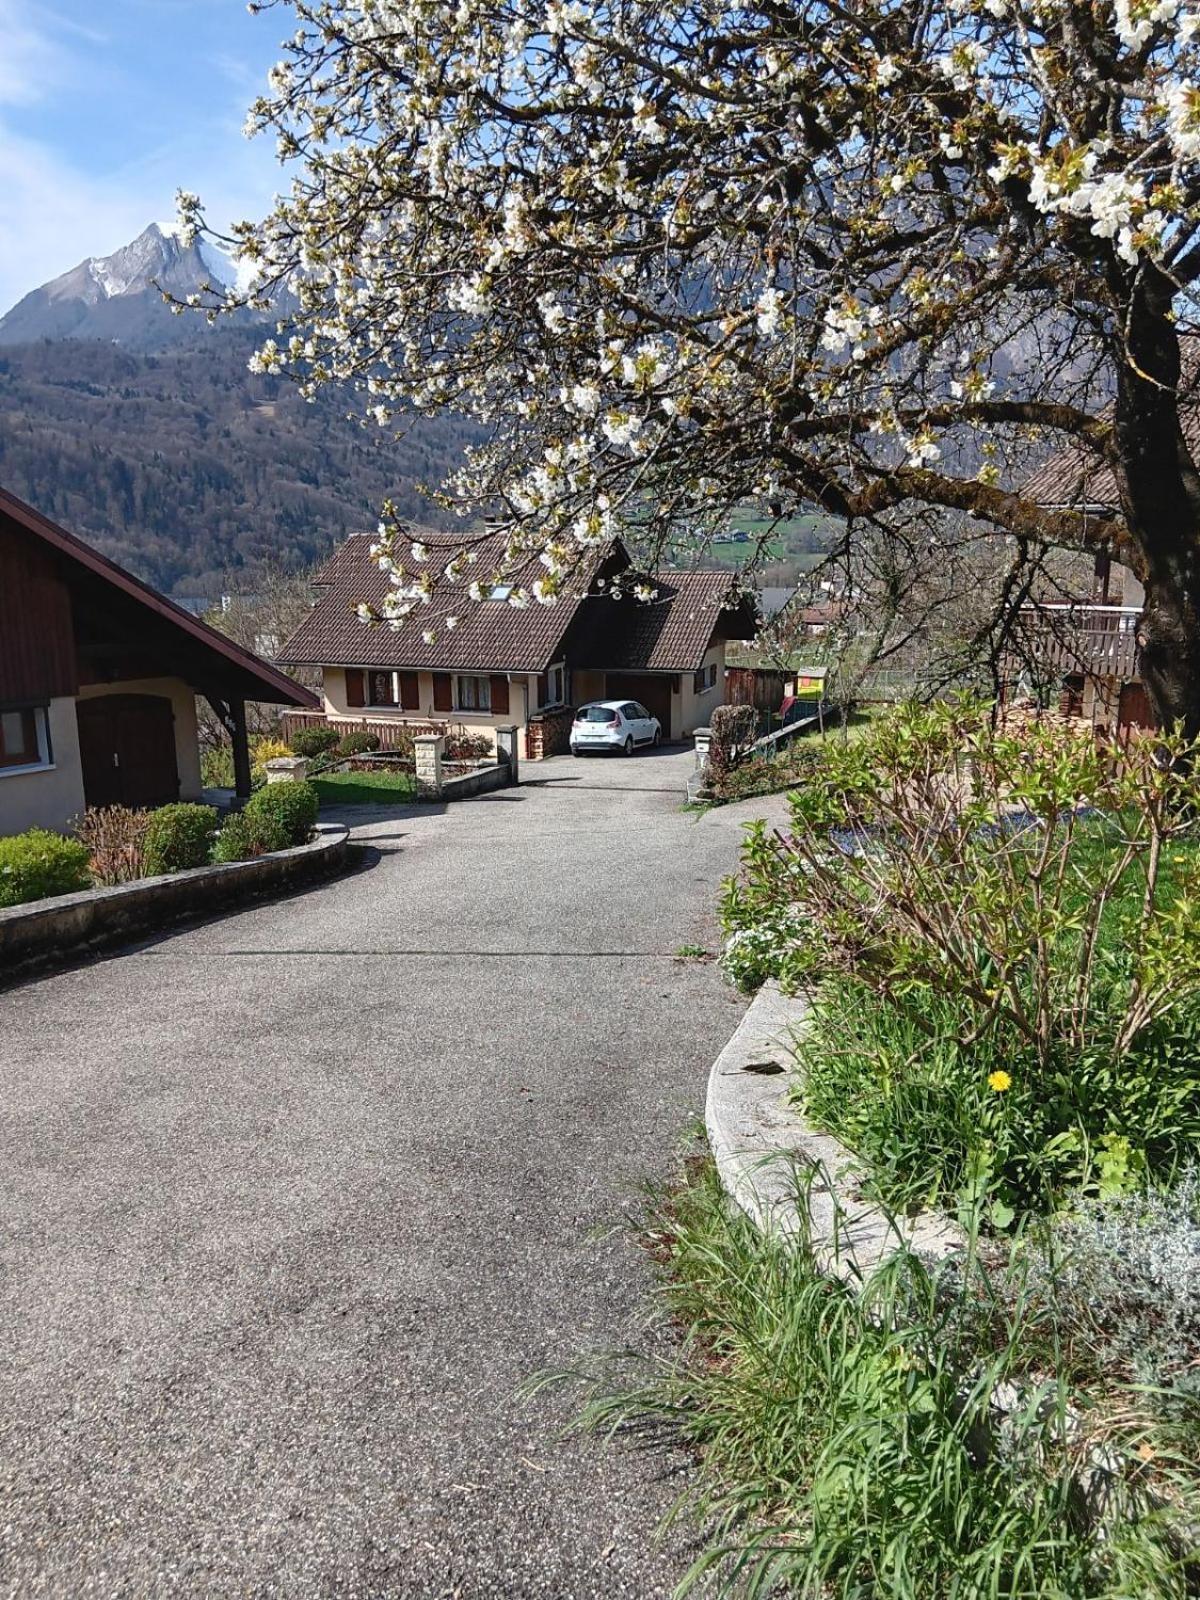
[571,746,581,758]
[653,726,662,746]
[623,736,633,756]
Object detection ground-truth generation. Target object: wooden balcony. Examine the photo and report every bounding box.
[1018,604,1140,682]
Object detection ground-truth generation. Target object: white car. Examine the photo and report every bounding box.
[570,699,662,756]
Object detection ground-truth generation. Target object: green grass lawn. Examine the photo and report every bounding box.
[311,770,418,805]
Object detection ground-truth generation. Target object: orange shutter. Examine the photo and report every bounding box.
[490,675,510,715]
[345,668,365,707]
[399,671,420,710]
[433,673,453,712]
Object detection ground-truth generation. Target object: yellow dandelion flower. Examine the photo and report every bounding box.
[988,1070,1012,1093]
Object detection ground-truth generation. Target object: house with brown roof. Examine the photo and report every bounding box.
[1019,442,1155,738]
[277,531,757,758]
[0,486,318,835]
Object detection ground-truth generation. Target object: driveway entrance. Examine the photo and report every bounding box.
[1,747,785,1597]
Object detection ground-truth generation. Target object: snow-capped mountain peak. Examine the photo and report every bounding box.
[0,223,265,347]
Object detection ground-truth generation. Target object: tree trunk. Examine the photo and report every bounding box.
[1113,271,1200,738]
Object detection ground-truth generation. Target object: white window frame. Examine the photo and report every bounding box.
[455,674,492,713]
[0,704,54,778]
[543,662,567,708]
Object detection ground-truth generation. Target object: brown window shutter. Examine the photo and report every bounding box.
[489,675,510,716]
[537,673,549,707]
[345,667,365,707]
[433,673,452,713]
[399,671,420,710]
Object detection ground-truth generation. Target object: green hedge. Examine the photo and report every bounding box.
[290,726,341,758]
[212,780,319,863]
[142,803,219,875]
[0,829,91,908]
[243,780,319,846]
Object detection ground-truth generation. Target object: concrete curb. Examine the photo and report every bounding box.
[706,980,965,1277]
[0,823,350,980]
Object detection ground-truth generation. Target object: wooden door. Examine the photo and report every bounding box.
[605,673,672,735]
[77,695,179,809]
[1117,681,1155,739]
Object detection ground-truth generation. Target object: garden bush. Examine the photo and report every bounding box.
[200,744,235,789]
[0,828,91,907]
[242,779,319,846]
[75,805,151,885]
[211,812,272,863]
[142,803,220,875]
[335,730,381,758]
[721,698,1200,1214]
[706,703,758,783]
[290,725,341,758]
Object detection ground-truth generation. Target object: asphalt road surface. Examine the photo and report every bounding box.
[1,747,786,1598]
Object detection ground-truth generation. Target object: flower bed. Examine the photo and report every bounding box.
[560,701,1200,1595]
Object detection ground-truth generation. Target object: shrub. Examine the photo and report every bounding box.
[142,803,220,875]
[335,730,381,757]
[200,744,235,788]
[242,779,319,846]
[1032,1164,1200,1391]
[251,736,292,764]
[722,698,1200,1211]
[74,805,151,885]
[290,725,341,758]
[707,703,758,782]
[0,828,91,907]
[445,725,493,763]
[211,812,268,863]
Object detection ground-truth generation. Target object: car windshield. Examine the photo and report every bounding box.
[577,706,618,722]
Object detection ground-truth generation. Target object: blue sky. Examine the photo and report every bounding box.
[0,0,287,311]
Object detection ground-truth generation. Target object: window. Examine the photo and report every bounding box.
[544,663,567,707]
[456,675,491,712]
[367,671,397,707]
[0,705,51,772]
[695,662,719,694]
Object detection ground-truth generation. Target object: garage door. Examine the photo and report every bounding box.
[77,695,180,810]
[605,674,673,736]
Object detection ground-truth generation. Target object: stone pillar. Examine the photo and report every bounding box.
[264,755,309,784]
[495,724,520,785]
[694,727,712,768]
[414,733,445,797]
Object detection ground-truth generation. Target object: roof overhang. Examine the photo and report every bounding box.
[0,485,319,708]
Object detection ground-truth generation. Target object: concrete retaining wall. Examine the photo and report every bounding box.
[707,980,963,1276]
[441,763,511,801]
[0,823,350,979]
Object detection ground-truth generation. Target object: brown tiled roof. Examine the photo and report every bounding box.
[279,532,758,676]
[278,530,618,673]
[565,570,757,673]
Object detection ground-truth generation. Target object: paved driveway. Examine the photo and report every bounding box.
[0,748,786,1598]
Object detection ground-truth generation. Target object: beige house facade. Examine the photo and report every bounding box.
[0,487,318,836]
[280,533,756,759]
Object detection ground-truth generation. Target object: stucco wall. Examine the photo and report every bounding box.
[0,696,87,836]
[676,642,727,736]
[77,677,203,801]
[322,667,539,751]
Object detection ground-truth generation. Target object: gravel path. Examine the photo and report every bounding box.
[0,748,785,1598]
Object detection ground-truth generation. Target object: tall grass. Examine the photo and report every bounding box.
[549,1159,1200,1599]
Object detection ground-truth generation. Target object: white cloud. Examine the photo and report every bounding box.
[0,0,282,314]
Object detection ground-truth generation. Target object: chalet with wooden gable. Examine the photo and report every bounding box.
[0,486,318,835]
[277,531,757,757]
[1018,444,1155,739]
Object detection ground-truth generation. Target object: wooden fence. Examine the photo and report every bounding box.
[279,709,444,752]
[724,665,788,714]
